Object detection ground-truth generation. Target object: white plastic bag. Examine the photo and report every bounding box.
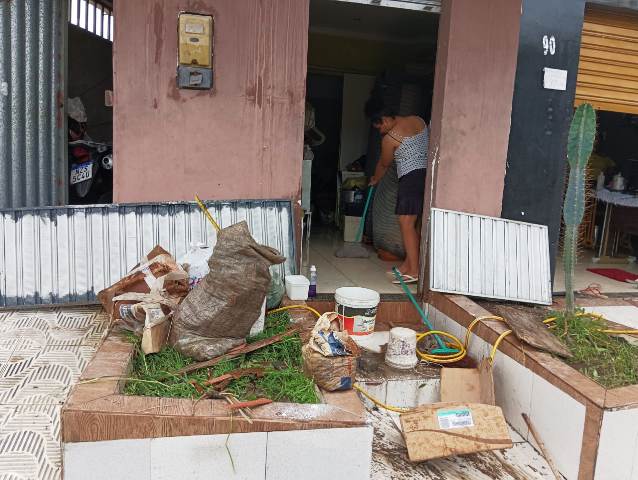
[179,243,212,289]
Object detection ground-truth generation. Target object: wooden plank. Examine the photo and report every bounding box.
[400,402,512,462]
[490,305,572,358]
[478,358,496,406]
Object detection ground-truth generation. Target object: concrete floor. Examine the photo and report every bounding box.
[553,250,638,294]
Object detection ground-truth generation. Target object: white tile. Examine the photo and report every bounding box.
[582,306,638,330]
[150,432,267,480]
[358,381,387,410]
[65,439,151,480]
[266,427,373,480]
[386,379,419,409]
[492,352,533,440]
[507,423,526,443]
[416,378,440,405]
[529,373,586,480]
[595,408,638,480]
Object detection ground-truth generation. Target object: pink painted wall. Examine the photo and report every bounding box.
[113,0,309,203]
[424,0,521,217]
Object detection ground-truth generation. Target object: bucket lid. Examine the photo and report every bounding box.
[335,287,380,308]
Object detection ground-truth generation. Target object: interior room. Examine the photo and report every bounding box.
[67,0,114,204]
[302,0,440,294]
[554,110,638,296]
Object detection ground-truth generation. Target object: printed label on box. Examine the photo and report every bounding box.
[437,408,474,429]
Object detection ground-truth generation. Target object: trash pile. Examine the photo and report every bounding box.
[97,219,329,407]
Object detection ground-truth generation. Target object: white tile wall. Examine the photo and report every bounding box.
[492,351,533,440]
[529,373,586,480]
[65,438,151,480]
[65,428,373,480]
[266,427,373,480]
[595,408,638,480]
[150,432,267,480]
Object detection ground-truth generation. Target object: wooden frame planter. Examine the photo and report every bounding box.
[428,292,638,480]
[62,332,372,480]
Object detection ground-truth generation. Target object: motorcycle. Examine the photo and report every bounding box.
[68,140,113,204]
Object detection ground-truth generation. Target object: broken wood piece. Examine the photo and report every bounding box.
[220,393,253,423]
[226,398,273,410]
[522,413,562,480]
[141,319,171,354]
[400,402,512,462]
[203,367,266,387]
[489,305,572,358]
[174,325,301,376]
[190,380,205,394]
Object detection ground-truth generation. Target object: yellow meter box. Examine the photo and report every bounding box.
[178,14,213,67]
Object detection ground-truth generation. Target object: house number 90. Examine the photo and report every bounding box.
[543,35,556,55]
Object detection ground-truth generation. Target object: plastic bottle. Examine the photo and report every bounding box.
[308,265,317,298]
[597,171,605,190]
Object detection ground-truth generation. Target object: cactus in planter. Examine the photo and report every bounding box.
[563,104,596,315]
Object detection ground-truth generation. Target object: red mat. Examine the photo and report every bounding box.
[587,268,638,283]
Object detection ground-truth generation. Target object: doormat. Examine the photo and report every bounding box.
[587,268,638,283]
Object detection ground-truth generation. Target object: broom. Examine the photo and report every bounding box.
[335,187,374,258]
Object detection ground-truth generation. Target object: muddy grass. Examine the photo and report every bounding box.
[122,312,320,404]
[478,301,638,389]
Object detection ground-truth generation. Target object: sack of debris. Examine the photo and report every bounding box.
[170,221,286,361]
[302,312,359,391]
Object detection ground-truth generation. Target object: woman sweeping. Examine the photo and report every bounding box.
[365,98,428,285]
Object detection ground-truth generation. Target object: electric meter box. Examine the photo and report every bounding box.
[177,13,213,90]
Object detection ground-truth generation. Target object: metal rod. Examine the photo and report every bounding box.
[598,202,611,258]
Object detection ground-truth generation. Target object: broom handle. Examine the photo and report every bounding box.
[355,187,375,243]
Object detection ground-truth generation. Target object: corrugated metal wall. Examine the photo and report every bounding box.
[0,0,66,209]
[0,200,295,307]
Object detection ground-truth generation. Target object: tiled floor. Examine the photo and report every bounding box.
[304,228,417,295]
[0,307,109,480]
[307,227,638,296]
[554,250,638,294]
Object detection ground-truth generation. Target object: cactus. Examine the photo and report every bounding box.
[563,104,596,315]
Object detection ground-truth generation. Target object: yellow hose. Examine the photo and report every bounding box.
[267,305,322,318]
[353,383,411,413]
[544,313,638,335]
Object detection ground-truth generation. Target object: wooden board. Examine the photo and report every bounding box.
[400,402,512,462]
[491,305,572,358]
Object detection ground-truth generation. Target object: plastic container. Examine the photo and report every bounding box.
[335,287,380,336]
[308,265,317,298]
[385,327,418,369]
[285,275,310,301]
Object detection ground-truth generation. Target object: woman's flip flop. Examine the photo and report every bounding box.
[392,274,418,285]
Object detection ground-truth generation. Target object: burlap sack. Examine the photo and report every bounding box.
[170,221,286,361]
[302,340,360,391]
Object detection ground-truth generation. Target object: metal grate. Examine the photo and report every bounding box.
[68,0,113,41]
[0,200,295,307]
[429,208,552,305]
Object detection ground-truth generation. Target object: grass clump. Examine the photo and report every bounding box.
[123,311,319,404]
[550,311,638,389]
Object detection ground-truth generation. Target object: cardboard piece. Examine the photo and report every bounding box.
[403,358,508,462]
[441,358,495,405]
[400,402,513,462]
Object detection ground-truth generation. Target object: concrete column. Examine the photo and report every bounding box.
[421,0,522,287]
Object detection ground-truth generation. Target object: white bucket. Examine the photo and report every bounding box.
[385,327,418,369]
[335,287,380,336]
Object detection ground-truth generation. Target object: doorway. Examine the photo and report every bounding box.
[302,0,439,294]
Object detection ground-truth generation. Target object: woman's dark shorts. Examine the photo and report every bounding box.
[396,168,426,216]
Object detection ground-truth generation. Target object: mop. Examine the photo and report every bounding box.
[335,187,374,258]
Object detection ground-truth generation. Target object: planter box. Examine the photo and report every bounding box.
[428,292,638,480]
[62,332,372,480]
